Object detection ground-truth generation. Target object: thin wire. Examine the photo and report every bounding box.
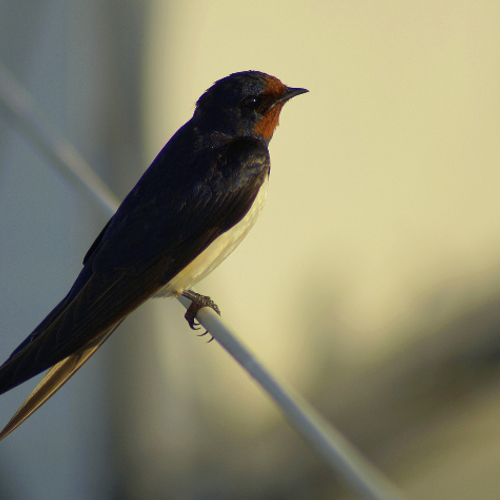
[0,62,408,500]
[0,62,119,216]
[178,298,408,500]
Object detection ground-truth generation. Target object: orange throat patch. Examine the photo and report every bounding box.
[254,103,285,141]
[254,75,287,141]
[254,75,288,141]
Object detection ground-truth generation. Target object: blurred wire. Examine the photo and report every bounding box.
[0,61,119,216]
[179,297,408,500]
[0,61,408,500]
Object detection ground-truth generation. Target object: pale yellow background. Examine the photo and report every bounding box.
[146,0,500,353]
[1,1,500,499]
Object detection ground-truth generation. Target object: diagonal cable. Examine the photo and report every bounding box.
[0,62,119,216]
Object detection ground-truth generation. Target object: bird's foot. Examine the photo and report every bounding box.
[182,290,221,336]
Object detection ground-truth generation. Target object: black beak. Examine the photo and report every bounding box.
[262,86,309,115]
[278,87,309,103]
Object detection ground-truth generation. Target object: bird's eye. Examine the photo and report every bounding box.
[242,96,262,109]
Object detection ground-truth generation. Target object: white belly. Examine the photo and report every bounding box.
[157,178,268,296]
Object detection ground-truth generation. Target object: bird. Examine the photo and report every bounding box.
[0,70,308,440]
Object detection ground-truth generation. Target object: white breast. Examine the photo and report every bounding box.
[157,177,269,297]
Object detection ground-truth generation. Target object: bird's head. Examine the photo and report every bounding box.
[194,71,308,143]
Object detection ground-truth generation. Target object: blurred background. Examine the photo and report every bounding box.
[1,1,500,498]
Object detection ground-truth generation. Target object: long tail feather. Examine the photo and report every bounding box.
[0,325,118,441]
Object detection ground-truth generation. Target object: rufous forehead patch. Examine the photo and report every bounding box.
[263,75,287,96]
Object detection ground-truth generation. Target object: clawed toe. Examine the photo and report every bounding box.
[182,290,221,334]
[197,330,214,342]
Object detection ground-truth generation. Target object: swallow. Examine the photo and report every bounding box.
[0,70,308,440]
